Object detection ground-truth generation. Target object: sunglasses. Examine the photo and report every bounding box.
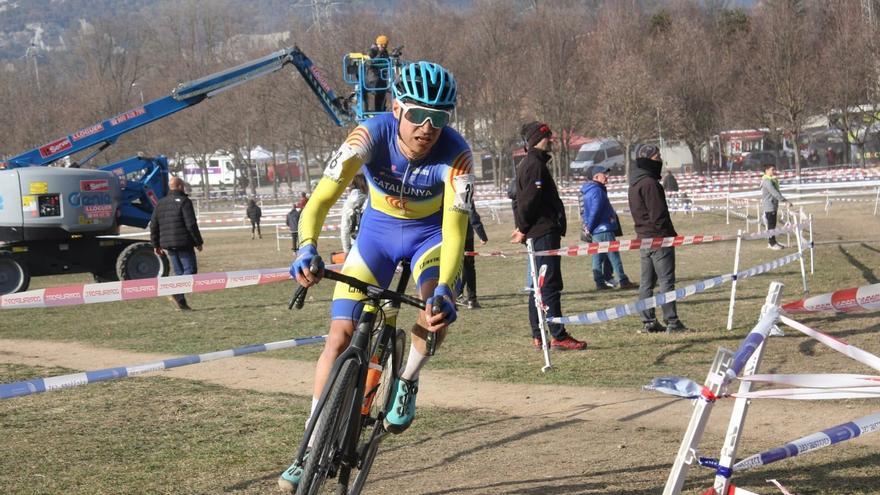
[398,100,452,129]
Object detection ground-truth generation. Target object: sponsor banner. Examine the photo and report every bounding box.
[109,107,146,126]
[0,335,327,399]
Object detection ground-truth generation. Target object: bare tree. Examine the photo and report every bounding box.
[738,0,824,177]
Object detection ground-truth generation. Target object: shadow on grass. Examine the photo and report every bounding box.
[374,417,584,483]
[732,451,880,495]
[421,461,669,495]
[838,245,879,284]
[861,242,880,255]
[789,317,880,356]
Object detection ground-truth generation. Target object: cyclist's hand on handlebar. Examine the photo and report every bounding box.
[290,244,324,287]
[425,283,456,332]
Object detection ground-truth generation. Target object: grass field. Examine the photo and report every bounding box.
[2,197,880,494]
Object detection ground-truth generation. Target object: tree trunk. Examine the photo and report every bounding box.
[285,142,293,193]
[271,143,279,200]
[623,140,633,182]
[302,132,313,193]
[686,141,703,175]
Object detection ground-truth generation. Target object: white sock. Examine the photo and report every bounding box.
[306,396,320,448]
[400,342,429,382]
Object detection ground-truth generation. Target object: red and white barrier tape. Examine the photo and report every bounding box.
[465,225,798,258]
[1,268,289,310]
[782,282,880,314]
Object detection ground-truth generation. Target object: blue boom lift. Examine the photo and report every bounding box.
[0,46,355,294]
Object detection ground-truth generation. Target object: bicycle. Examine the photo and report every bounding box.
[286,257,430,495]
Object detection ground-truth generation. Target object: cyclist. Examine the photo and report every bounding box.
[279,60,473,493]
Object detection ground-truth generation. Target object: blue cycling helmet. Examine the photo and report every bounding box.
[392,61,457,109]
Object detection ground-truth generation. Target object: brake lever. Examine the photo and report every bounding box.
[288,256,323,310]
[425,305,440,356]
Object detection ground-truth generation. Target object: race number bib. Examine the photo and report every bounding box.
[451,174,475,213]
[324,143,357,182]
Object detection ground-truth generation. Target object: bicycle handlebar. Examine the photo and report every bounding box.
[289,256,437,355]
[288,256,425,311]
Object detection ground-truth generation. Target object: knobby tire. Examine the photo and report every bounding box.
[297,358,360,495]
[350,328,406,494]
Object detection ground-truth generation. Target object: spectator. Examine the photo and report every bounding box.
[661,170,679,192]
[286,204,301,252]
[295,191,309,210]
[457,207,489,309]
[150,177,203,311]
[761,164,792,250]
[246,198,262,239]
[511,120,587,351]
[581,164,634,291]
[340,174,368,254]
[366,35,390,112]
[826,147,836,166]
[508,172,532,292]
[628,144,687,333]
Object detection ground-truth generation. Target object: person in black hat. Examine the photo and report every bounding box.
[581,164,635,291]
[511,121,587,351]
[628,144,687,333]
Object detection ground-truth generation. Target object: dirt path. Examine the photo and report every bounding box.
[4,338,878,494]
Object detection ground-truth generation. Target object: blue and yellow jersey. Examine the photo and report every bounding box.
[299,112,474,288]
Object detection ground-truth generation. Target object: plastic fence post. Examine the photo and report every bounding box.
[713,282,784,495]
[874,187,879,216]
[808,213,814,274]
[794,219,809,294]
[662,348,735,495]
[726,230,743,331]
[275,224,281,252]
[527,239,553,373]
[726,193,730,225]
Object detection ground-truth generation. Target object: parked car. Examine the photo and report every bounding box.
[570,139,626,176]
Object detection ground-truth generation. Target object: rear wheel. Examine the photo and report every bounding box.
[116,242,169,280]
[351,328,406,494]
[0,252,30,295]
[297,358,360,495]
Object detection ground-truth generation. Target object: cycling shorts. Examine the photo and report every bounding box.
[330,208,442,321]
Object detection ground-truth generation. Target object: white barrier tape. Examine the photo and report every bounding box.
[733,386,880,400]
[740,373,880,389]
[0,335,328,399]
[548,252,802,325]
[782,282,880,314]
[779,315,880,372]
[731,411,880,471]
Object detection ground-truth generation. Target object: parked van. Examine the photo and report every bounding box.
[570,139,625,176]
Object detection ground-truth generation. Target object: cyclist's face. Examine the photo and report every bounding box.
[394,100,443,157]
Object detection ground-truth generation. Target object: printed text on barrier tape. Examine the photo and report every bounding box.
[0,335,327,399]
[0,267,291,309]
[548,252,801,325]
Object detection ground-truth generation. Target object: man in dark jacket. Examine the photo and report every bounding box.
[246,198,262,239]
[150,177,203,311]
[286,204,301,252]
[628,145,686,333]
[581,164,634,291]
[511,121,586,351]
[457,207,489,309]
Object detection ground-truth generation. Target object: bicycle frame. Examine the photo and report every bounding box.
[293,262,413,492]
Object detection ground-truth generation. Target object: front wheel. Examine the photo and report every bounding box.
[297,358,361,495]
[350,328,406,494]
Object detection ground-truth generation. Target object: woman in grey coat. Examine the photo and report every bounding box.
[760,164,792,249]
